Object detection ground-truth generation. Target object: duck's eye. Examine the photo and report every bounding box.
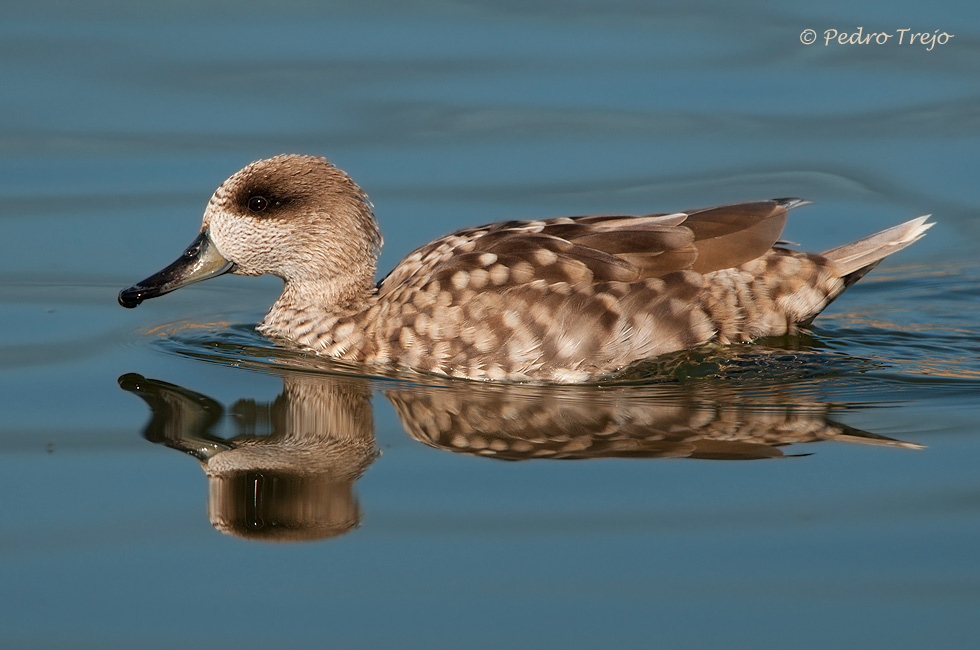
[248,196,269,213]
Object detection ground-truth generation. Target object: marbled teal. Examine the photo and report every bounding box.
[119,155,932,382]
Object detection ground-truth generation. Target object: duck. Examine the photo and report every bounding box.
[119,154,933,383]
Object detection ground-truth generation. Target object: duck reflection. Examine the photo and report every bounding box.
[386,381,920,461]
[120,372,377,542]
[121,369,918,542]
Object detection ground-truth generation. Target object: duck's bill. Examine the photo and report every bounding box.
[118,230,235,308]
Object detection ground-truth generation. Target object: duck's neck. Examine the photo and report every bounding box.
[282,275,375,310]
[260,275,379,355]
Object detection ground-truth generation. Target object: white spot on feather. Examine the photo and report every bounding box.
[451,270,470,290]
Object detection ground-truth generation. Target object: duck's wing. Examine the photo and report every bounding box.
[676,199,794,273]
[378,199,795,296]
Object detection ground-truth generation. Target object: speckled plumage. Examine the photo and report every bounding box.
[120,155,933,383]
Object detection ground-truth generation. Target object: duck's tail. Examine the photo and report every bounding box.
[822,215,934,288]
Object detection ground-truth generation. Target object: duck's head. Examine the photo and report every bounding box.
[119,155,381,308]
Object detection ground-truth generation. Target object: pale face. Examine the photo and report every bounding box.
[202,155,380,284]
[119,155,381,308]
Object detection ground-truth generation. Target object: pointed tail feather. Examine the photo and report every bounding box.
[796,215,933,327]
[822,215,934,279]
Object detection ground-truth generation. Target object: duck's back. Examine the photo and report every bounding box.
[359,199,842,381]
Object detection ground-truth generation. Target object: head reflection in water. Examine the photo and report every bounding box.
[120,372,378,542]
[121,363,920,543]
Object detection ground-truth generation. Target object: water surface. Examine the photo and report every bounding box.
[2,2,979,648]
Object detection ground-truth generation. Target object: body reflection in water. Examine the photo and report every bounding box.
[121,365,919,542]
[387,384,918,461]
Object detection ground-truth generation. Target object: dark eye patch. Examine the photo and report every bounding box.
[241,190,289,216]
[234,176,295,217]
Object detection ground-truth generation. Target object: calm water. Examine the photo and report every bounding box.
[3,2,980,648]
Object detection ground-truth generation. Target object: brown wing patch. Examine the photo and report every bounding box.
[681,201,788,274]
[566,229,698,278]
[384,215,703,295]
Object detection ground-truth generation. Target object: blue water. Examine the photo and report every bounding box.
[2,2,980,648]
